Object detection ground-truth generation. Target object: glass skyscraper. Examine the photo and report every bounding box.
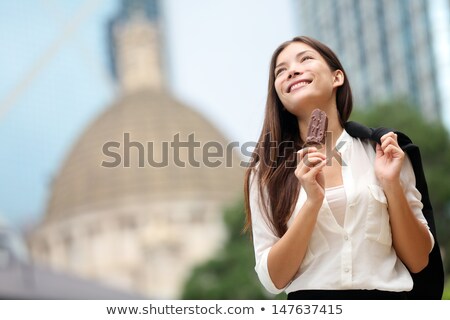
[295,0,450,122]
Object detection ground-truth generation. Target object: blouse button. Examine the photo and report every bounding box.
[344,268,350,273]
[344,235,349,241]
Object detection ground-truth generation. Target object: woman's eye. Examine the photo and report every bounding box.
[301,56,313,62]
[275,68,286,77]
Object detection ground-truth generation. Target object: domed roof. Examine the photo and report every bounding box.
[44,90,244,223]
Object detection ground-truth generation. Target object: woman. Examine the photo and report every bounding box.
[244,36,435,299]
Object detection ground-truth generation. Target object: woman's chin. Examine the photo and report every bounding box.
[285,100,320,116]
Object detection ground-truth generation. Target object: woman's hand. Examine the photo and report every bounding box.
[375,132,405,187]
[295,147,326,202]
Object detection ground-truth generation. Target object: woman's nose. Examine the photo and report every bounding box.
[287,69,301,79]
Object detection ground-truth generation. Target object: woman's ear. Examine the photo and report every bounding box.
[333,70,344,88]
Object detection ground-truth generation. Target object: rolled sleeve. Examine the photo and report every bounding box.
[249,171,286,294]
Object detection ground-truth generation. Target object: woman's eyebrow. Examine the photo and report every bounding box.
[275,50,315,70]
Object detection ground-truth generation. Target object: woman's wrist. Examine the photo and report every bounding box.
[380,177,402,193]
[304,197,324,211]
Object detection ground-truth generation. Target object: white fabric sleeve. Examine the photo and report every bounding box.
[249,171,287,294]
[399,155,435,251]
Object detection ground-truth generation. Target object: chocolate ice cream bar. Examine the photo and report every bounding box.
[304,109,328,146]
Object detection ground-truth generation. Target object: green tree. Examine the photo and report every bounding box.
[181,198,284,299]
[350,100,450,274]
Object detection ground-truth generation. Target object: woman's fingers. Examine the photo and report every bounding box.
[297,148,326,167]
[297,147,316,162]
[379,132,404,159]
[301,159,326,190]
[384,144,404,158]
[296,155,325,176]
[380,131,396,142]
[380,132,399,149]
[381,137,398,151]
[296,149,326,181]
[304,159,326,177]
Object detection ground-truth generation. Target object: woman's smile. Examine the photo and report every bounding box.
[288,79,312,93]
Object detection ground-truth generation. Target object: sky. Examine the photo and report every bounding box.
[0,0,297,228]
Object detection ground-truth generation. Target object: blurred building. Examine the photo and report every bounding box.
[28,0,243,299]
[1,216,142,299]
[295,0,450,120]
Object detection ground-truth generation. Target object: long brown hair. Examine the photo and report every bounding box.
[243,36,353,237]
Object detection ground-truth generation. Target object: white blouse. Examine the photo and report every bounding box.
[249,129,434,295]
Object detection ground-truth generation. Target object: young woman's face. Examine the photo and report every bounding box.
[273,42,343,117]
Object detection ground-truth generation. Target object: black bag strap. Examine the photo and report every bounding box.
[345,121,445,299]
